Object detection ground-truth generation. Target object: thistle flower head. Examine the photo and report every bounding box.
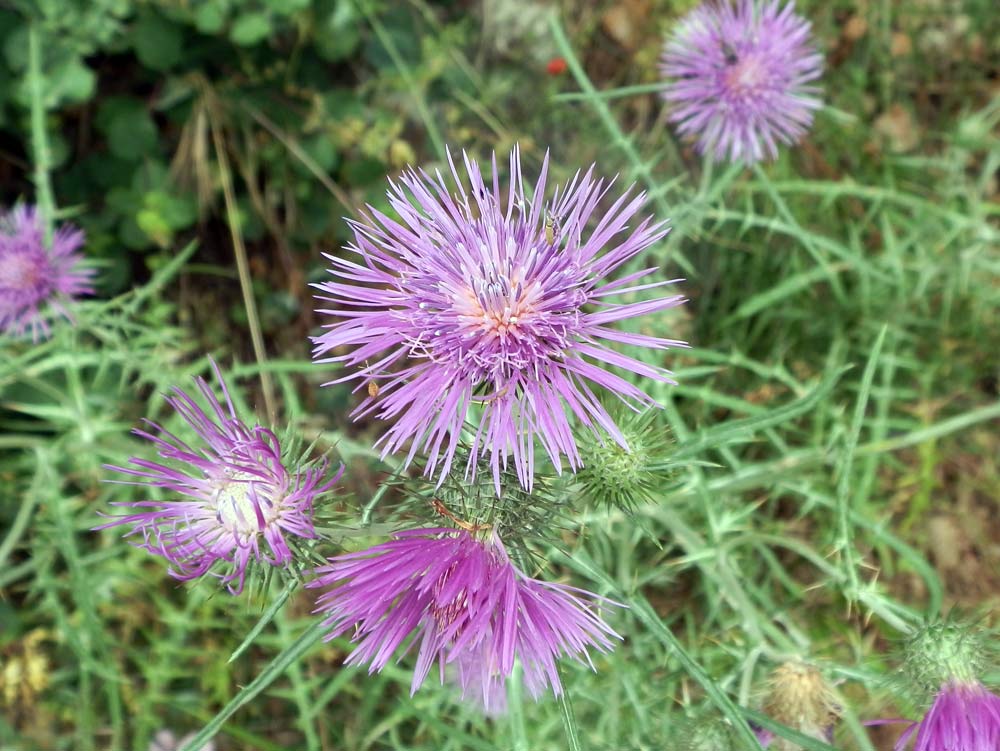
[761,661,838,749]
[313,146,686,493]
[99,360,343,594]
[879,620,1000,750]
[307,526,622,712]
[0,205,93,340]
[660,0,824,164]
[894,681,1000,751]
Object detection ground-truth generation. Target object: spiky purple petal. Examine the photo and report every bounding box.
[895,681,1000,751]
[313,146,686,492]
[660,0,824,164]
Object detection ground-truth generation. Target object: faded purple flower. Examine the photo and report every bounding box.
[307,527,621,711]
[0,205,93,340]
[99,360,343,594]
[660,0,823,164]
[888,681,1000,751]
[313,146,685,491]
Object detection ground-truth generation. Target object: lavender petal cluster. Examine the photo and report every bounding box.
[660,0,823,164]
[313,146,686,492]
[100,361,342,594]
[0,205,93,340]
[307,527,621,710]
[894,681,1000,751]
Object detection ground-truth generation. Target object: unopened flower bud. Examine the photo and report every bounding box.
[901,620,991,697]
[577,410,672,511]
[672,714,739,751]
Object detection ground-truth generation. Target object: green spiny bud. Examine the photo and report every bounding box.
[901,619,994,697]
[576,409,673,511]
[671,714,739,751]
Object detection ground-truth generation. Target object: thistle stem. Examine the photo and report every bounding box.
[27,24,56,245]
[207,103,278,426]
[178,619,327,751]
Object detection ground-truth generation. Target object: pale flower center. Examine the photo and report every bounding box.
[723,53,770,100]
[0,252,44,292]
[454,279,539,341]
[211,470,281,537]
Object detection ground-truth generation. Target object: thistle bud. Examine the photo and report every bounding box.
[671,714,739,751]
[576,410,673,512]
[900,620,991,697]
[760,661,838,749]
[884,620,1000,750]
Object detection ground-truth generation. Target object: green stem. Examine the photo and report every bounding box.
[27,24,55,244]
[276,612,321,751]
[507,663,529,751]
[553,548,762,750]
[0,483,41,570]
[228,577,300,664]
[548,13,693,276]
[207,102,278,426]
[836,325,887,606]
[557,688,583,751]
[553,81,667,102]
[178,619,327,751]
[357,0,445,159]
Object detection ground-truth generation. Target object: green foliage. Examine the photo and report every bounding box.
[0,0,445,324]
[2,1,999,750]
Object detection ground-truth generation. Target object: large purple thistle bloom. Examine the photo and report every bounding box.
[307,527,621,711]
[0,205,93,340]
[660,0,824,164]
[885,681,1000,751]
[313,146,685,491]
[99,361,343,594]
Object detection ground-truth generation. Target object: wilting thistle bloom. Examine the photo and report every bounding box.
[99,361,342,594]
[308,527,621,711]
[660,0,823,164]
[879,620,1000,751]
[313,146,685,491]
[0,205,93,340]
[758,661,838,749]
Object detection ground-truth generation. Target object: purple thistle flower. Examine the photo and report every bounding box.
[98,360,343,594]
[307,527,622,711]
[660,0,824,164]
[313,146,686,492]
[0,205,93,340]
[887,681,1000,751]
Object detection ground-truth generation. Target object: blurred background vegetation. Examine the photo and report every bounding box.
[0,0,998,749]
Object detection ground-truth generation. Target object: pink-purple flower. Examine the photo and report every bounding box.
[0,205,93,340]
[99,360,343,594]
[307,527,621,711]
[660,0,823,164]
[313,146,686,491]
[889,681,1000,751]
